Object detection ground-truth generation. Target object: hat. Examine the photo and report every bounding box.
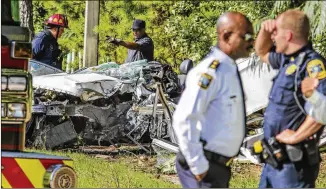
[132,19,146,30]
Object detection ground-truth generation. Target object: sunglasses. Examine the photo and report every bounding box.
[241,33,254,42]
[132,28,141,32]
[223,30,254,42]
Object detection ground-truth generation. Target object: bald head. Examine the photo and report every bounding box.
[277,9,310,40]
[215,12,254,60]
[216,12,252,35]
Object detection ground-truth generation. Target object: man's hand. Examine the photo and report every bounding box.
[261,19,277,33]
[106,36,122,45]
[276,116,322,145]
[302,77,319,98]
[255,19,276,64]
[275,129,296,144]
[194,171,208,182]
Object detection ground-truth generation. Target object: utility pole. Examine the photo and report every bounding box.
[19,0,34,37]
[83,0,100,67]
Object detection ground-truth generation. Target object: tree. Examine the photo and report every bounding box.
[20,0,34,37]
[32,1,326,71]
[255,0,326,57]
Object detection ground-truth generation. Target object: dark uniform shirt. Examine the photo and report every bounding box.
[263,43,326,140]
[125,34,154,63]
[32,30,62,69]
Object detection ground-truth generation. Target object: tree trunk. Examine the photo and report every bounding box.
[19,0,34,38]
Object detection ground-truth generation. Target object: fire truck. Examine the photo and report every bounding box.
[1,0,77,188]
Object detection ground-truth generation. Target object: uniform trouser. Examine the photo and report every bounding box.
[176,159,231,188]
[258,162,320,188]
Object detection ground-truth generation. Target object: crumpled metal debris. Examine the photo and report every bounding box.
[27,59,180,151]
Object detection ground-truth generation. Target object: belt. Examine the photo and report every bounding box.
[203,150,234,167]
[177,150,234,171]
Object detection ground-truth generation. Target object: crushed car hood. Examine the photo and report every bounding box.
[32,72,126,100]
[30,60,147,101]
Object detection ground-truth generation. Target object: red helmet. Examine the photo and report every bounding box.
[45,14,69,28]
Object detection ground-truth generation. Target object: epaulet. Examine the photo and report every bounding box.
[209,60,220,71]
[198,59,220,90]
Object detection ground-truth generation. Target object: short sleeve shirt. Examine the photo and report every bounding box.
[263,43,326,139]
[125,34,154,63]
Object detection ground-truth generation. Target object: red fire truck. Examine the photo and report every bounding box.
[1,0,77,188]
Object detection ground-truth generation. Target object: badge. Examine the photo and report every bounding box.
[290,57,295,62]
[285,64,297,75]
[306,59,326,79]
[198,73,213,89]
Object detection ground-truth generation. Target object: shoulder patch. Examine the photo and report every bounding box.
[198,73,213,90]
[286,64,297,75]
[306,59,326,79]
[209,60,220,70]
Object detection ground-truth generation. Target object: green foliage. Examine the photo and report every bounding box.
[11,0,20,22]
[32,1,326,71]
[255,0,326,57]
[303,1,326,57]
[29,149,178,188]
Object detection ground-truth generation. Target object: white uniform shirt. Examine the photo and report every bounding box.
[173,47,246,175]
[304,90,326,124]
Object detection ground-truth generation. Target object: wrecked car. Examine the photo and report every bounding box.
[27,59,180,152]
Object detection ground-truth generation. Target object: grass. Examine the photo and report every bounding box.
[230,162,261,188]
[229,154,326,188]
[30,149,179,188]
[316,154,326,188]
[30,149,326,188]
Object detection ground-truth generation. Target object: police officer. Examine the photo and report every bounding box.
[255,9,326,188]
[173,12,254,188]
[302,77,326,124]
[106,19,154,63]
[32,14,68,70]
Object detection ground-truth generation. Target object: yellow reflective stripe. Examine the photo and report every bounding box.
[2,173,12,188]
[63,160,73,167]
[15,158,46,188]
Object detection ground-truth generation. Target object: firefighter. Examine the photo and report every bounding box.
[106,19,154,63]
[172,12,254,188]
[32,14,69,70]
[255,9,326,188]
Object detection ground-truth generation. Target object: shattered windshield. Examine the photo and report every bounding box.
[29,59,158,83]
[75,59,149,80]
[29,60,64,76]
